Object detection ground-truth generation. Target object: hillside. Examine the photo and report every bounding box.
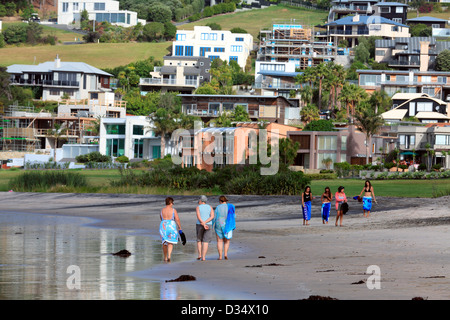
[0,6,328,69]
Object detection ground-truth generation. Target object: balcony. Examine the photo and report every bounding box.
[140,78,198,87]
[253,82,302,90]
[328,29,369,36]
[388,60,420,67]
[330,5,369,12]
[43,80,80,87]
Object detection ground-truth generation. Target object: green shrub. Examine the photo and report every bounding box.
[9,170,87,191]
[76,151,111,163]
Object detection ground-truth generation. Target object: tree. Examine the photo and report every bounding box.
[410,23,432,37]
[313,63,329,110]
[143,22,165,42]
[148,4,172,23]
[300,104,320,125]
[354,108,384,165]
[0,67,13,102]
[146,92,181,158]
[338,83,368,117]
[279,138,300,166]
[436,50,450,72]
[369,90,392,114]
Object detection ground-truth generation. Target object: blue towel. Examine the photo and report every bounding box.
[224,203,236,239]
[302,201,311,221]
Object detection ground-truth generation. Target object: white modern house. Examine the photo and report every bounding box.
[7,55,113,101]
[172,26,253,70]
[57,0,145,27]
[99,116,162,160]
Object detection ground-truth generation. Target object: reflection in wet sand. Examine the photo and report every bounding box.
[0,212,200,300]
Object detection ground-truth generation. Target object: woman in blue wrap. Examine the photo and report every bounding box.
[359,180,377,218]
[321,187,332,224]
[301,186,314,225]
[214,195,235,260]
[159,197,182,262]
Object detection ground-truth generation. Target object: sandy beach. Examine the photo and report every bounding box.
[1,191,449,300]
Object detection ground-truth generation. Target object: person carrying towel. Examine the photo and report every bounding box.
[159,197,182,262]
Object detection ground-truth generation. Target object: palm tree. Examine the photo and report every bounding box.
[313,63,329,110]
[300,104,320,125]
[47,122,68,149]
[339,83,368,117]
[354,107,385,165]
[369,90,392,114]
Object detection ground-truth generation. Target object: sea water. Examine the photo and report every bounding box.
[0,211,202,300]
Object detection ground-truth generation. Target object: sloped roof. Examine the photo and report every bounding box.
[407,16,448,23]
[381,109,408,120]
[325,15,409,27]
[416,112,450,120]
[7,60,112,76]
[374,2,409,6]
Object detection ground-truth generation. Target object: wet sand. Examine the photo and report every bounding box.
[1,192,449,300]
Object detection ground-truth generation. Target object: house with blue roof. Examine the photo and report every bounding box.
[324,14,410,47]
[7,55,113,102]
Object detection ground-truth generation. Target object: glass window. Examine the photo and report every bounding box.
[229,56,238,63]
[175,45,184,56]
[235,37,244,42]
[318,136,337,151]
[106,138,125,157]
[94,2,105,10]
[214,47,225,52]
[317,153,337,169]
[395,7,403,13]
[133,125,144,135]
[417,102,432,112]
[176,34,186,41]
[134,139,143,158]
[231,45,243,52]
[201,33,209,40]
[73,2,79,11]
[210,33,217,40]
[200,47,211,57]
[62,2,69,12]
[421,76,431,83]
[185,46,193,56]
[341,135,347,151]
[106,124,125,134]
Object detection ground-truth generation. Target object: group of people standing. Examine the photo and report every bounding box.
[301,180,377,227]
[159,195,235,262]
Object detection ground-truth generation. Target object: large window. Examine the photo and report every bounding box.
[230,45,243,52]
[399,134,415,148]
[359,74,380,86]
[134,139,143,158]
[62,2,69,12]
[133,125,144,135]
[176,34,186,41]
[105,124,125,134]
[106,138,125,157]
[94,2,105,10]
[436,135,450,145]
[200,47,211,57]
[260,64,285,72]
[416,102,433,112]
[317,153,337,169]
[175,45,184,56]
[318,136,337,151]
[185,46,193,56]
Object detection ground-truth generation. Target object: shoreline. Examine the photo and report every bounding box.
[1,192,450,300]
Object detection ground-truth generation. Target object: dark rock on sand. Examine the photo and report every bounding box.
[112,250,132,257]
[166,275,196,282]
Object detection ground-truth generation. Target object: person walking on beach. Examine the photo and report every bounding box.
[335,186,347,227]
[301,186,314,225]
[159,197,182,262]
[359,180,377,218]
[321,187,332,224]
[214,195,235,260]
[196,195,214,261]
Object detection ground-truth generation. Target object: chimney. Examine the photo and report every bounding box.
[353,14,360,22]
[419,41,430,72]
[55,54,61,68]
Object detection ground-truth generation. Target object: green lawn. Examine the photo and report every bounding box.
[310,178,450,198]
[0,41,171,69]
[1,169,449,197]
[181,5,329,39]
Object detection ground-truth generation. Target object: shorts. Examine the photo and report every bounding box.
[196,224,212,243]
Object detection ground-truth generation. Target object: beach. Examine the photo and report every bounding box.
[1,191,449,300]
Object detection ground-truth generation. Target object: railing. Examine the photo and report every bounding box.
[140,78,177,85]
[328,29,369,35]
[43,80,80,87]
[388,60,420,66]
[185,109,259,118]
[59,99,127,108]
[331,5,369,11]
[253,82,302,90]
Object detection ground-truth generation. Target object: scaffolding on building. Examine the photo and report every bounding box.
[0,104,42,152]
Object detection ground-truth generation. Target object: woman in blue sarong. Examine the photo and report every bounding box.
[159,197,182,262]
[321,187,332,224]
[301,186,314,225]
[359,180,377,218]
[213,195,235,260]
